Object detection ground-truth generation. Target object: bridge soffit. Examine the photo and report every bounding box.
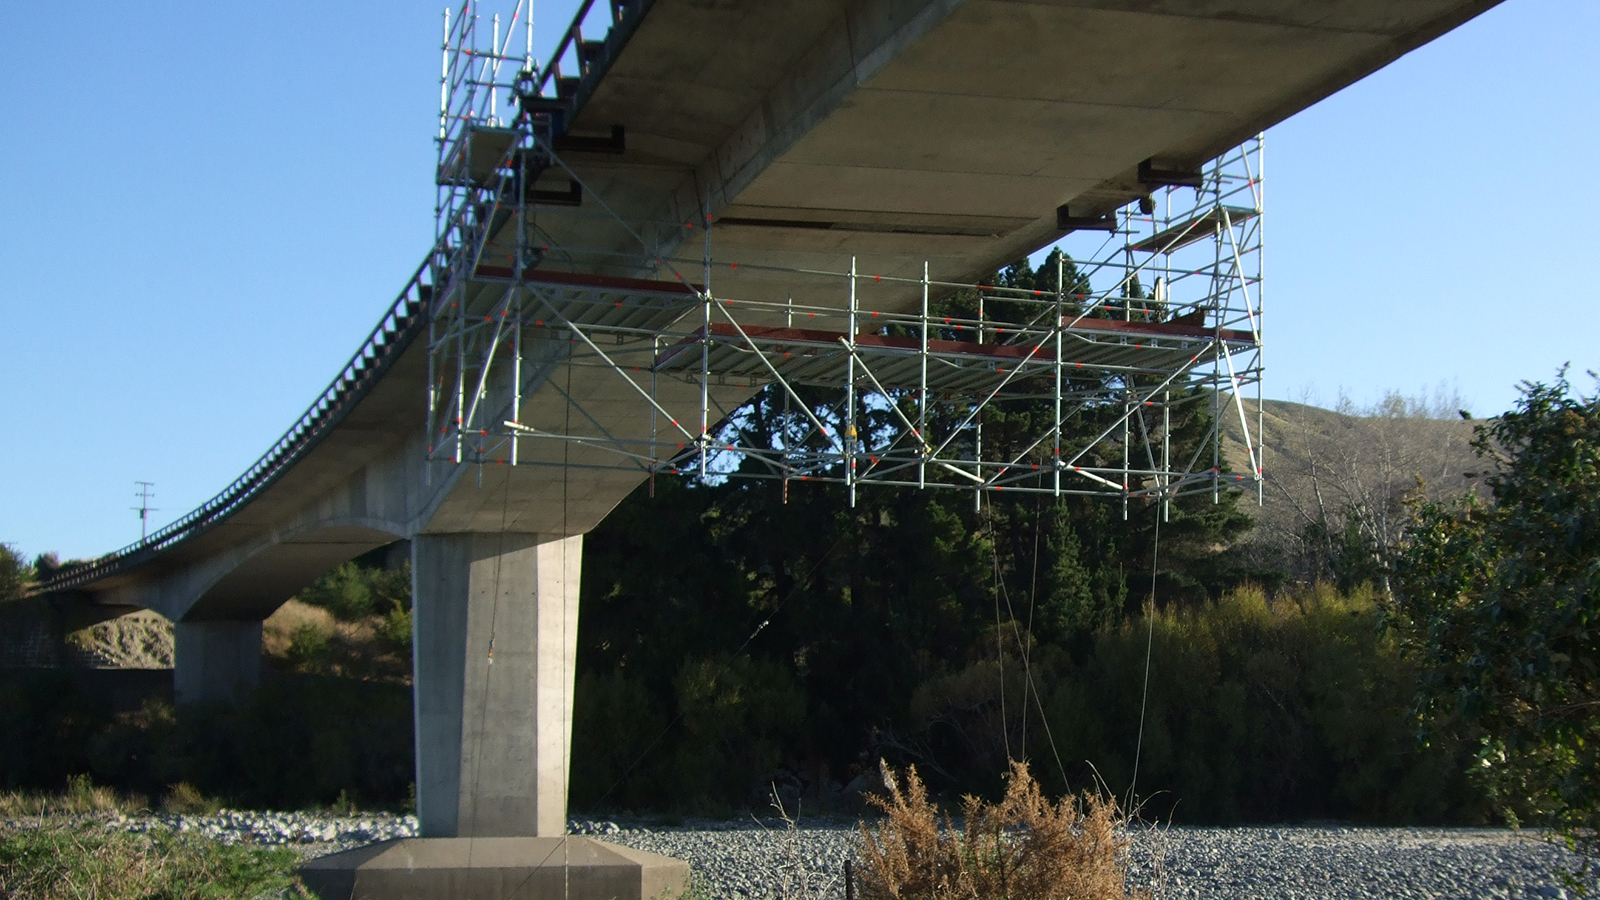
[137,517,411,624]
[647,0,962,248]
[595,0,1500,280]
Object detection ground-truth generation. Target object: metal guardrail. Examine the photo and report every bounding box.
[536,0,655,105]
[38,251,442,595]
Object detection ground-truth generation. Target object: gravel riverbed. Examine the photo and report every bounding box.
[24,811,1589,899]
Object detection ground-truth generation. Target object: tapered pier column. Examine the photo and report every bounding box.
[301,531,687,899]
[173,621,261,705]
[411,532,582,838]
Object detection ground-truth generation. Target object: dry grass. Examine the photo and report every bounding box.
[0,775,143,818]
[857,761,1147,900]
[760,787,842,900]
[262,599,410,682]
[260,600,336,659]
[161,782,222,815]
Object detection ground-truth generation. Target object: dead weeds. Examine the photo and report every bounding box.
[857,760,1148,900]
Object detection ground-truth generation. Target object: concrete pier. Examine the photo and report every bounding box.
[412,532,583,838]
[173,620,261,705]
[302,532,688,900]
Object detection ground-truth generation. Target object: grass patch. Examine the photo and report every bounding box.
[0,774,144,817]
[0,820,307,899]
[160,782,222,815]
[858,760,1147,900]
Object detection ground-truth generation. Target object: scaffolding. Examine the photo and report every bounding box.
[424,0,1264,513]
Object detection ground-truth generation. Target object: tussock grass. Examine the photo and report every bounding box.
[0,774,143,818]
[0,821,307,899]
[858,761,1147,900]
[161,782,222,815]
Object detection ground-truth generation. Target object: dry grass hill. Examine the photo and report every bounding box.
[1221,393,1483,582]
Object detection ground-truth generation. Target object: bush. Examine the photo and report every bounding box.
[0,671,108,790]
[161,782,220,815]
[1393,372,1600,861]
[296,561,409,624]
[296,562,374,621]
[671,655,806,810]
[64,675,413,811]
[569,672,670,810]
[283,622,332,672]
[1048,585,1485,823]
[858,760,1145,900]
[877,585,1487,824]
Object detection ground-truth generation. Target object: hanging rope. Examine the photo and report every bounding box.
[466,435,516,874]
[1127,497,1162,810]
[561,323,575,896]
[499,308,580,900]
[989,498,1011,764]
[985,494,1070,790]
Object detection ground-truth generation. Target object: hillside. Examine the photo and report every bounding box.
[1221,395,1482,582]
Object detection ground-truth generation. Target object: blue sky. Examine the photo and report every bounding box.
[2,0,1595,560]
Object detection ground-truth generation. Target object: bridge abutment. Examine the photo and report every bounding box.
[411,531,582,838]
[173,621,261,705]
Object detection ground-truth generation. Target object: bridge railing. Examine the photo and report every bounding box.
[37,252,442,595]
[536,0,653,103]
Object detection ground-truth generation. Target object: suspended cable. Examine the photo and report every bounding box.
[989,496,1070,791]
[1127,497,1162,810]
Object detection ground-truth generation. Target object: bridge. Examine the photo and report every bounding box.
[37,1,1500,897]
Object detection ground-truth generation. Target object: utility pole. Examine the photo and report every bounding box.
[132,481,157,542]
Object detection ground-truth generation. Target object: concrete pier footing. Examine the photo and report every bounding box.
[173,621,261,705]
[299,837,689,900]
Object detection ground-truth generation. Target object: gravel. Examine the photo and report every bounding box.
[603,822,1595,900]
[21,811,1589,899]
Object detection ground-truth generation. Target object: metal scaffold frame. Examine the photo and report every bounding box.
[424,1,1264,511]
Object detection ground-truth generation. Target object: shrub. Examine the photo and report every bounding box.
[161,782,220,815]
[569,671,670,810]
[1040,584,1485,823]
[0,671,108,790]
[671,654,806,808]
[76,676,412,811]
[879,584,1487,824]
[377,601,412,654]
[1393,373,1600,862]
[296,561,410,625]
[858,760,1145,900]
[284,622,332,672]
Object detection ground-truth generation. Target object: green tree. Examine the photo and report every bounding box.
[1393,371,1600,864]
[0,544,31,603]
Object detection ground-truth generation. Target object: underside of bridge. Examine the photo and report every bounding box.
[39,1,1499,897]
